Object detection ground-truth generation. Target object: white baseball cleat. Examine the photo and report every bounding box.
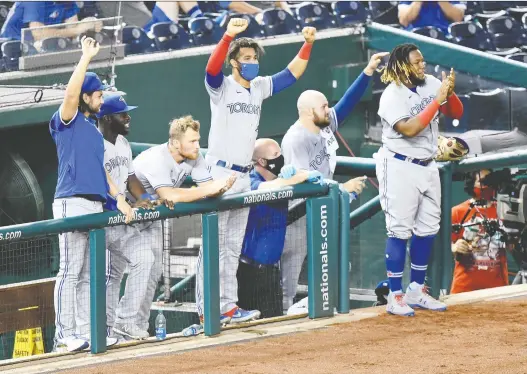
[113,323,150,340]
[404,282,447,311]
[53,336,90,353]
[386,291,415,317]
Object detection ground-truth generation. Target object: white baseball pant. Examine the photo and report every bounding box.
[281,213,307,311]
[105,224,155,328]
[196,165,251,315]
[52,197,102,340]
[375,148,441,239]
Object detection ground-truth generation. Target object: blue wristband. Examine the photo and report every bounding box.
[141,193,153,201]
[351,192,358,200]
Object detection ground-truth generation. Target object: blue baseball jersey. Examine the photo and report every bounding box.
[1,2,79,40]
[241,170,288,265]
[50,106,108,201]
[398,1,466,34]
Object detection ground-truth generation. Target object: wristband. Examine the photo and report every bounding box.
[417,100,441,129]
[222,33,234,43]
[298,42,313,60]
[140,193,155,201]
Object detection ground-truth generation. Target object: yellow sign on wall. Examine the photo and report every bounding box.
[12,328,45,358]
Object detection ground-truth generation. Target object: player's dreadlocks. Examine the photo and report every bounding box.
[380,43,419,86]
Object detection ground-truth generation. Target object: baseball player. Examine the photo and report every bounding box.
[133,115,236,327]
[96,93,163,340]
[376,43,463,316]
[49,37,133,352]
[198,17,316,323]
[279,52,388,313]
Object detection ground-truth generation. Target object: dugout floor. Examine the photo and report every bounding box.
[2,285,527,374]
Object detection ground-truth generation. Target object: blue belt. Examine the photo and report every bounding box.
[239,254,279,269]
[393,153,433,166]
[216,160,253,173]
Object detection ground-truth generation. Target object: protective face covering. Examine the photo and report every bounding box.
[238,62,259,81]
[264,155,285,176]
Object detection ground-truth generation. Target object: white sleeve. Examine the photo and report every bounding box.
[253,76,273,100]
[281,132,311,170]
[191,154,213,184]
[58,104,78,126]
[378,87,410,128]
[204,76,226,105]
[136,158,173,191]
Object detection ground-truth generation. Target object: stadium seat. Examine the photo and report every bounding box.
[487,16,527,48]
[331,1,369,27]
[220,13,266,39]
[78,1,99,19]
[507,7,527,24]
[296,2,337,30]
[411,26,447,41]
[368,1,399,26]
[480,2,512,13]
[449,22,495,51]
[122,26,157,55]
[1,40,21,71]
[441,94,470,133]
[151,22,192,51]
[506,52,527,62]
[260,8,300,36]
[464,1,482,15]
[468,89,510,131]
[39,37,72,53]
[469,11,507,30]
[188,17,223,47]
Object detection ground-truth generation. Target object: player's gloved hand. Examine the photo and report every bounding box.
[279,164,297,179]
[306,170,324,184]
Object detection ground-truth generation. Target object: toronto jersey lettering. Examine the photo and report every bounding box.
[104,135,134,195]
[133,143,213,199]
[378,74,442,159]
[205,74,272,166]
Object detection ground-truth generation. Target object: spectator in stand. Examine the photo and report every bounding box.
[143,1,205,33]
[96,1,152,28]
[398,1,466,34]
[1,1,100,41]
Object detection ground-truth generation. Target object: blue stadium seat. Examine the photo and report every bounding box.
[507,7,527,24]
[260,8,300,36]
[464,1,482,15]
[151,22,192,51]
[296,2,337,30]
[487,16,527,48]
[188,17,223,47]
[1,40,21,71]
[468,89,510,131]
[469,11,507,30]
[220,13,266,39]
[449,22,495,51]
[122,26,157,55]
[39,37,72,53]
[368,1,399,26]
[506,52,527,62]
[411,26,447,41]
[331,1,369,27]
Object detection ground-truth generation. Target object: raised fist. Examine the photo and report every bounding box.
[226,18,249,37]
[80,35,100,59]
[302,26,316,43]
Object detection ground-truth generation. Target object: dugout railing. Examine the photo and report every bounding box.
[0,182,348,359]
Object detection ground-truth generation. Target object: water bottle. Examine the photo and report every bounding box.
[155,310,166,340]
[182,324,202,337]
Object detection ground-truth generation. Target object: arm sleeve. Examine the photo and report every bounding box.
[141,161,173,191]
[377,89,410,128]
[282,134,312,170]
[191,154,213,184]
[253,76,273,100]
[271,68,297,95]
[333,72,371,125]
[23,3,45,24]
[51,106,78,131]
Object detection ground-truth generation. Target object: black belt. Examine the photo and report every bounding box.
[239,255,278,269]
[216,160,253,173]
[73,194,106,202]
[393,153,433,166]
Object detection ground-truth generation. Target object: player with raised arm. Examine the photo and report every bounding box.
[196,17,316,324]
[49,36,131,352]
[133,115,236,327]
[376,43,463,316]
[279,52,387,313]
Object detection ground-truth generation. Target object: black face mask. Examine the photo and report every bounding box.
[263,155,285,176]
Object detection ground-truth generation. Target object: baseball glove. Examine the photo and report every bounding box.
[435,135,469,162]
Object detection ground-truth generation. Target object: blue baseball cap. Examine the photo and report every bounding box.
[81,72,109,94]
[96,94,138,118]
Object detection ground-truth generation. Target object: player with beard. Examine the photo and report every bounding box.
[97,94,166,340]
[49,37,132,352]
[279,52,388,313]
[375,43,463,316]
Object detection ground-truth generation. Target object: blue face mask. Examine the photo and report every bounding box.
[238,62,259,81]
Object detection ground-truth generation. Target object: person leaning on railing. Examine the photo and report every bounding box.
[48,36,132,353]
[236,138,314,319]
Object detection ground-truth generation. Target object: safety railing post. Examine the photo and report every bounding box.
[202,212,220,336]
[338,189,351,314]
[89,229,107,354]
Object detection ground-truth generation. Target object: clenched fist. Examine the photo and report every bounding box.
[226,18,249,37]
[80,35,100,59]
[302,26,316,43]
